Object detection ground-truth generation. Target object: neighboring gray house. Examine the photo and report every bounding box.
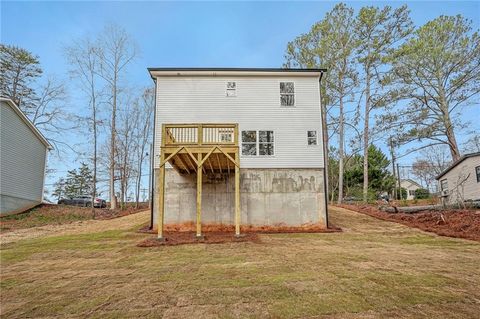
[436,152,480,205]
[400,179,422,200]
[149,68,328,238]
[1,98,52,215]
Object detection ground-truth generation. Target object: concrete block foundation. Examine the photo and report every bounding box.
[153,168,327,228]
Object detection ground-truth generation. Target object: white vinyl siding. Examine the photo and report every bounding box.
[154,75,324,169]
[438,155,480,203]
[1,101,47,209]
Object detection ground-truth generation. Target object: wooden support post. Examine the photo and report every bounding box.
[235,150,240,236]
[157,151,166,240]
[196,153,203,238]
[198,124,203,145]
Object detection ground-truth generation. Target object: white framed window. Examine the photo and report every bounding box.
[259,131,274,156]
[241,131,257,156]
[241,130,275,156]
[441,179,448,191]
[280,82,295,106]
[226,81,236,97]
[307,130,318,145]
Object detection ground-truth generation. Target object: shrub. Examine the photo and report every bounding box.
[414,188,430,199]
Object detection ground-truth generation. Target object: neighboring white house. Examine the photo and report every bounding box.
[400,179,422,200]
[148,68,328,234]
[436,152,480,205]
[0,98,52,215]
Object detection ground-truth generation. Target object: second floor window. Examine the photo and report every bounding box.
[280,82,295,106]
[226,81,236,97]
[476,166,480,183]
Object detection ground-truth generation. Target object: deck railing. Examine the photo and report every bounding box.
[163,123,238,147]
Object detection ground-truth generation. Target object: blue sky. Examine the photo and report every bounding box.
[2,1,479,197]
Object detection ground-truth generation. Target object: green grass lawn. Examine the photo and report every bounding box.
[1,207,479,318]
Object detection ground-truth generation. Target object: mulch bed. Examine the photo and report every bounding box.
[137,223,342,247]
[337,204,480,242]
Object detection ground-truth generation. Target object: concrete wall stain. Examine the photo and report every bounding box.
[154,168,327,226]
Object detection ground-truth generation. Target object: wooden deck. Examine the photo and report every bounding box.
[156,124,241,239]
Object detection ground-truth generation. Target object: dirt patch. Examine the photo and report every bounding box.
[137,223,341,246]
[337,204,480,241]
[138,231,261,246]
[0,203,148,233]
[0,210,150,245]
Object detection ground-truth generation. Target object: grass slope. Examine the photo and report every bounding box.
[1,207,479,318]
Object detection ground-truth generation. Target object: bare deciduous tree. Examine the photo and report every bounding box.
[65,37,104,210]
[133,88,154,208]
[94,24,138,209]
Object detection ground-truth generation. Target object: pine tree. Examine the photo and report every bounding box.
[0,44,42,111]
[55,163,95,198]
[52,178,66,201]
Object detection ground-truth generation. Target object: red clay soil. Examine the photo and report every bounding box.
[338,204,480,242]
[138,231,261,247]
[137,223,341,246]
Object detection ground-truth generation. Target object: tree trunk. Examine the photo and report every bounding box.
[91,93,97,214]
[110,78,117,210]
[389,137,397,200]
[444,114,461,161]
[363,70,370,203]
[135,148,145,209]
[337,95,344,204]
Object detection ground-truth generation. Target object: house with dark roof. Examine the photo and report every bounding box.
[436,152,480,205]
[148,68,328,239]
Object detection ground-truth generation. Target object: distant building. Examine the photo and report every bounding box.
[0,98,52,215]
[400,179,423,200]
[436,152,480,205]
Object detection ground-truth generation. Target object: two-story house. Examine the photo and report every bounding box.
[148,68,328,239]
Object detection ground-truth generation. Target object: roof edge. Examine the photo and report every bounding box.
[1,97,53,150]
[148,67,327,72]
[435,152,480,180]
[148,67,327,78]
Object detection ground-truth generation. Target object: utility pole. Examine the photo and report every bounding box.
[148,143,153,209]
[396,163,402,200]
[141,188,148,202]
